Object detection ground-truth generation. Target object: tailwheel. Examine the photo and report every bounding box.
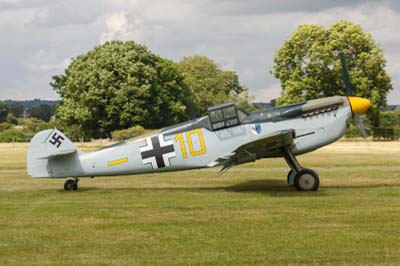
[64,178,79,191]
[294,169,319,191]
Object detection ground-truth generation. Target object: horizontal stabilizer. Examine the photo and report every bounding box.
[38,148,77,159]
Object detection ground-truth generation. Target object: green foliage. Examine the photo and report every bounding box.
[7,102,24,118]
[344,109,400,139]
[0,123,12,131]
[273,21,392,127]
[19,118,54,135]
[344,123,363,139]
[372,109,400,140]
[178,55,246,115]
[27,104,52,122]
[111,125,148,141]
[372,128,398,141]
[228,90,258,112]
[51,40,191,139]
[0,101,9,123]
[0,103,59,143]
[0,128,29,142]
[0,118,54,143]
[380,109,400,128]
[6,113,18,125]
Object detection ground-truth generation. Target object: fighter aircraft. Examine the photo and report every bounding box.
[27,53,371,191]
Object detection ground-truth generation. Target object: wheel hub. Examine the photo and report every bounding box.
[299,174,315,190]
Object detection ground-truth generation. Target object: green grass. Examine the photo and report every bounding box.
[0,142,400,265]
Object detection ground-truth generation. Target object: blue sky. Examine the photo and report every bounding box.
[1,0,399,104]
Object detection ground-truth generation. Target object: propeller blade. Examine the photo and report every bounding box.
[355,113,367,140]
[340,53,369,140]
[339,52,354,96]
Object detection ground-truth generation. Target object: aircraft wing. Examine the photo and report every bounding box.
[209,129,295,174]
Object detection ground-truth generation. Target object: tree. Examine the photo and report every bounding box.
[178,55,246,115]
[7,102,24,118]
[27,104,52,122]
[273,21,392,127]
[6,113,18,125]
[51,41,191,139]
[0,101,9,123]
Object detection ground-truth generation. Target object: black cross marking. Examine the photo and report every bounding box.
[49,132,65,148]
[141,136,174,168]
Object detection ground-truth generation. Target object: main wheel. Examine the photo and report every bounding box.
[64,179,75,191]
[64,179,78,191]
[294,169,319,191]
[72,180,78,190]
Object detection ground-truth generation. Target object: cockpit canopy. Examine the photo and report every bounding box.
[208,103,247,131]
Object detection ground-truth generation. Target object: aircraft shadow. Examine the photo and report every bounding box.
[53,180,399,195]
[225,179,329,196]
[54,179,302,196]
[55,182,290,194]
[227,179,292,193]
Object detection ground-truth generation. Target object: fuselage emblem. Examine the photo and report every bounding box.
[251,124,262,135]
[140,134,176,169]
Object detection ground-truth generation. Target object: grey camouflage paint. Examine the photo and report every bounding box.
[27,96,351,179]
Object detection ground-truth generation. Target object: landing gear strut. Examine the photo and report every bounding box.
[64,178,79,191]
[282,147,319,191]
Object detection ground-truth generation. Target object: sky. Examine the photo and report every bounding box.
[1,0,399,104]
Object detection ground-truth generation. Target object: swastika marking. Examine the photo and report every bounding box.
[49,132,65,148]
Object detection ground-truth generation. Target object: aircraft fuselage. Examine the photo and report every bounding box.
[45,96,351,178]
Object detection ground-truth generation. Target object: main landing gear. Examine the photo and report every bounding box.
[64,178,79,191]
[282,147,320,191]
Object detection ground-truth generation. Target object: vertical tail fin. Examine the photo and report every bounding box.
[27,128,80,178]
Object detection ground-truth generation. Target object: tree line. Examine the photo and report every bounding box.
[0,100,57,142]
[0,100,56,124]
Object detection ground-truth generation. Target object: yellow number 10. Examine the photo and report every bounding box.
[175,129,206,158]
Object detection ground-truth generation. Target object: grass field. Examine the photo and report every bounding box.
[0,142,400,266]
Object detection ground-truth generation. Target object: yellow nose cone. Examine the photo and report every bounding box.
[348,96,371,115]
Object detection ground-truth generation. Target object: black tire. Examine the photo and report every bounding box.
[287,170,292,184]
[294,169,319,191]
[287,170,295,187]
[64,179,75,191]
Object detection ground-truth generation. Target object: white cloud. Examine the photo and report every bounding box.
[296,3,400,43]
[101,12,132,43]
[100,11,155,44]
